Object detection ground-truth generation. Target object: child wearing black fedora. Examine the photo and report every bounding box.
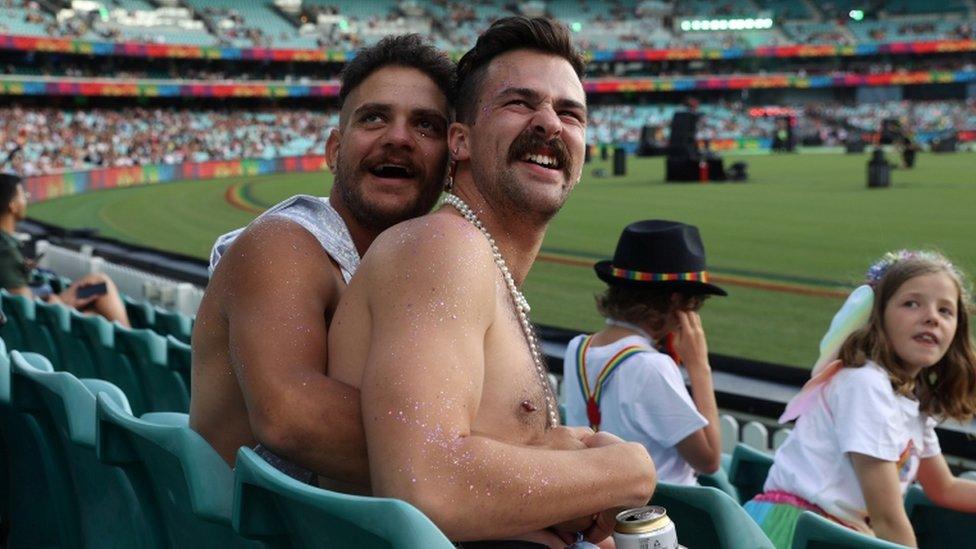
[562,219,726,485]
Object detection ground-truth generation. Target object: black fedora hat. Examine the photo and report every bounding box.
[594,219,727,296]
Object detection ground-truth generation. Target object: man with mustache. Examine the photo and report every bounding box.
[328,17,656,546]
[189,34,454,486]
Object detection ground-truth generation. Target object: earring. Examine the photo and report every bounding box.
[445,160,456,192]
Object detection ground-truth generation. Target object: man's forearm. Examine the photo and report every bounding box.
[255,377,370,485]
[371,434,655,541]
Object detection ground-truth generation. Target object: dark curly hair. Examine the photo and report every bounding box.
[337,34,455,121]
[455,16,584,124]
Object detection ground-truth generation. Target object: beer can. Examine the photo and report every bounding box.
[612,505,679,549]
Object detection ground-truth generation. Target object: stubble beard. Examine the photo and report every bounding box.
[334,159,444,233]
[474,161,576,228]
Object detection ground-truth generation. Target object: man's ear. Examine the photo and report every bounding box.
[325,128,341,173]
[448,122,471,162]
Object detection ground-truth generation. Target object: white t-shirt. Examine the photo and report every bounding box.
[563,334,707,485]
[765,361,941,529]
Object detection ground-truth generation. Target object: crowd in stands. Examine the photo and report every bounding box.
[0,0,973,51]
[0,106,336,176]
[0,99,971,177]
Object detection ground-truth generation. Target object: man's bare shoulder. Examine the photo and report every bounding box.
[210,216,342,313]
[360,210,494,283]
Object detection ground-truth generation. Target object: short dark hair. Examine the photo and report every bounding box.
[0,173,21,213]
[338,34,455,114]
[455,17,584,124]
[595,285,708,330]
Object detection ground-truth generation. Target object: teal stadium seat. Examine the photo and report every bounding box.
[729,442,774,504]
[6,350,88,548]
[10,351,167,548]
[166,334,192,391]
[233,446,454,548]
[0,292,23,350]
[1,292,59,362]
[152,306,192,343]
[697,452,739,500]
[96,394,267,548]
[34,301,99,378]
[123,295,155,330]
[650,482,774,549]
[790,510,907,548]
[70,310,150,415]
[903,484,976,549]
[114,324,190,412]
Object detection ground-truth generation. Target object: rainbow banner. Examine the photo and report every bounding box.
[1,33,974,63]
[0,77,339,98]
[2,68,973,98]
[584,69,976,93]
[23,155,329,203]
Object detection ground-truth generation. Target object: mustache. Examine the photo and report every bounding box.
[507,131,571,178]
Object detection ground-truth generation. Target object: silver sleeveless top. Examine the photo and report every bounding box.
[209,194,359,282]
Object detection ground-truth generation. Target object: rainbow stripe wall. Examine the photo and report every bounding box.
[23,155,329,203]
[1,33,973,63]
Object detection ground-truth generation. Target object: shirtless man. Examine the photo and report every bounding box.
[189,35,454,485]
[328,17,656,546]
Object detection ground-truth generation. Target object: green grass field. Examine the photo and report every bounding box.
[29,151,976,368]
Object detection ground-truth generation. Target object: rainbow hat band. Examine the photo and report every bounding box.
[595,219,727,296]
[609,268,710,283]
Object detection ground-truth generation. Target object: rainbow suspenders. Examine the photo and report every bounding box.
[576,335,650,431]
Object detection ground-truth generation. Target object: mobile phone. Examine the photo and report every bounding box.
[76,282,108,300]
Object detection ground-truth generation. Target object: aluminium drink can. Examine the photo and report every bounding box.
[612,505,679,549]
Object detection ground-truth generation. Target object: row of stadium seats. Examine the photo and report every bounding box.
[0,345,456,548]
[2,278,975,547]
[1,0,972,51]
[0,290,191,416]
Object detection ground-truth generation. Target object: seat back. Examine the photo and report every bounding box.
[729,443,774,503]
[123,295,155,330]
[904,484,976,549]
[2,293,58,362]
[0,291,26,350]
[696,453,739,501]
[791,510,906,548]
[651,482,773,549]
[96,395,267,548]
[153,306,192,343]
[70,311,149,415]
[35,300,99,378]
[114,325,190,413]
[10,351,167,549]
[233,447,454,549]
[166,335,192,392]
[0,342,67,548]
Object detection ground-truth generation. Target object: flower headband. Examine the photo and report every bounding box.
[865,249,959,286]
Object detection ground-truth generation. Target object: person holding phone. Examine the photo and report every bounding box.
[0,172,130,326]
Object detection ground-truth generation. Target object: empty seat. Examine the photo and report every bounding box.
[650,482,773,549]
[1,292,58,361]
[34,300,99,379]
[70,310,150,415]
[166,335,192,392]
[791,510,906,548]
[114,325,190,413]
[729,442,774,504]
[0,292,23,350]
[124,295,155,330]
[233,447,454,548]
[904,484,976,549]
[96,394,267,548]
[0,342,76,548]
[10,351,167,548]
[152,306,192,343]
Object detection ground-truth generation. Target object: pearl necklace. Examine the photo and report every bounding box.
[443,193,559,427]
